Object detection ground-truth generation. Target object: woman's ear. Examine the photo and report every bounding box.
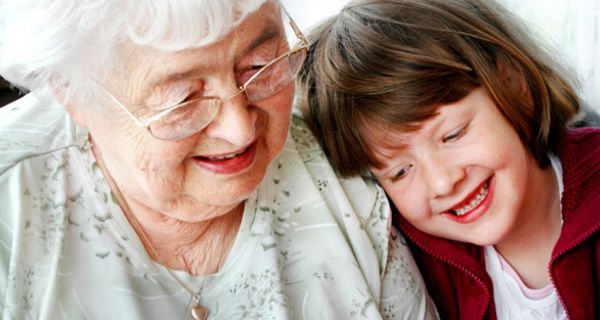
[50,79,89,128]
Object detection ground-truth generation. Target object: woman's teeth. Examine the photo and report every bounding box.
[204,147,247,161]
[210,151,243,160]
[450,181,489,216]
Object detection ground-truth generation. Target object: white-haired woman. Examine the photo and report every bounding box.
[0,0,436,319]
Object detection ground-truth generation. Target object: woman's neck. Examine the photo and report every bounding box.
[124,196,243,276]
[91,138,243,276]
[494,161,562,289]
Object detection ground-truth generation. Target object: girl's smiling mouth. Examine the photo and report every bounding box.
[442,177,494,223]
[450,180,490,216]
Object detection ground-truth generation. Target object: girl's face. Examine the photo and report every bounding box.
[367,87,549,246]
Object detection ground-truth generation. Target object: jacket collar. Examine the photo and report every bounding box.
[554,128,600,256]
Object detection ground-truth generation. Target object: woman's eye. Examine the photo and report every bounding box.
[239,64,267,83]
[185,90,205,101]
[246,64,266,74]
[251,63,267,70]
[442,123,469,143]
[147,81,203,110]
[392,164,413,181]
[173,92,200,106]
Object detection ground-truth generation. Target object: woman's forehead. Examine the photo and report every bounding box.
[228,1,282,33]
[115,2,285,95]
[227,0,284,50]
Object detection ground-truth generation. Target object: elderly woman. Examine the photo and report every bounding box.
[0,0,436,319]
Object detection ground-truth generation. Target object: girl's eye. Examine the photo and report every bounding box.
[392,164,414,182]
[442,123,469,143]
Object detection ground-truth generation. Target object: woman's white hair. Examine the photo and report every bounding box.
[0,0,267,104]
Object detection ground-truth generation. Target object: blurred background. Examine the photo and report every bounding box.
[1,0,599,112]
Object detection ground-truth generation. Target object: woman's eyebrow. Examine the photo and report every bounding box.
[145,23,282,92]
[246,24,281,52]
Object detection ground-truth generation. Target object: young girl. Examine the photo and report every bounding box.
[298,0,600,319]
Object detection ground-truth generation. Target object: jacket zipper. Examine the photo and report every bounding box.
[548,223,600,320]
[398,224,491,320]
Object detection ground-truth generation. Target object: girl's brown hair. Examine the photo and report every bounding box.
[297,0,581,177]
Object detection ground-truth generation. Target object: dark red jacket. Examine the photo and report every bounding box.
[394,128,600,320]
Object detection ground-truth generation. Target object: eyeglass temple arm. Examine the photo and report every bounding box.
[276,0,308,45]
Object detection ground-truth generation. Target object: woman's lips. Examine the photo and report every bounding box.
[442,177,495,223]
[191,142,257,174]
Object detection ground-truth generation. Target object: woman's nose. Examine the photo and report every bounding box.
[202,78,257,147]
[422,154,465,198]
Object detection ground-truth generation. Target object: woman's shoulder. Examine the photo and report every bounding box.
[0,92,86,175]
[282,115,436,318]
[288,114,386,224]
[283,114,392,272]
[288,114,325,157]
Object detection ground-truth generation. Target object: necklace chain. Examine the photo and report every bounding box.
[114,188,200,296]
[89,137,208,319]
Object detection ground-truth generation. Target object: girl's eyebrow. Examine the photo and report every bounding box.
[369,140,411,172]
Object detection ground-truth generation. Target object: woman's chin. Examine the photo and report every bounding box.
[165,183,259,221]
[158,199,244,223]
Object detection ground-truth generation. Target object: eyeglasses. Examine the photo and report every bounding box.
[102,6,308,140]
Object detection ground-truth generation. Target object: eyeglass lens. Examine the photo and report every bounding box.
[148,48,307,140]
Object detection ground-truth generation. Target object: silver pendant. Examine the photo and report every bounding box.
[190,304,208,320]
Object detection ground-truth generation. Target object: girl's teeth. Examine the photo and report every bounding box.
[451,181,489,216]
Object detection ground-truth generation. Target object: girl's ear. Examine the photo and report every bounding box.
[496,57,529,96]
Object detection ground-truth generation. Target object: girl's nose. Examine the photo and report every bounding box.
[422,154,465,198]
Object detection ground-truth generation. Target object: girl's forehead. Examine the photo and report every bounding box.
[360,121,416,163]
[360,115,430,148]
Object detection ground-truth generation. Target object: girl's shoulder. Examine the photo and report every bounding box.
[564,127,600,140]
[558,127,600,216]
[559,127,600,158]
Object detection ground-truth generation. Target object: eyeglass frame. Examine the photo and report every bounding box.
[100,3,308,140]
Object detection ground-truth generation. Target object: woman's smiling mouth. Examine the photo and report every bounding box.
[191,142,257,175]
